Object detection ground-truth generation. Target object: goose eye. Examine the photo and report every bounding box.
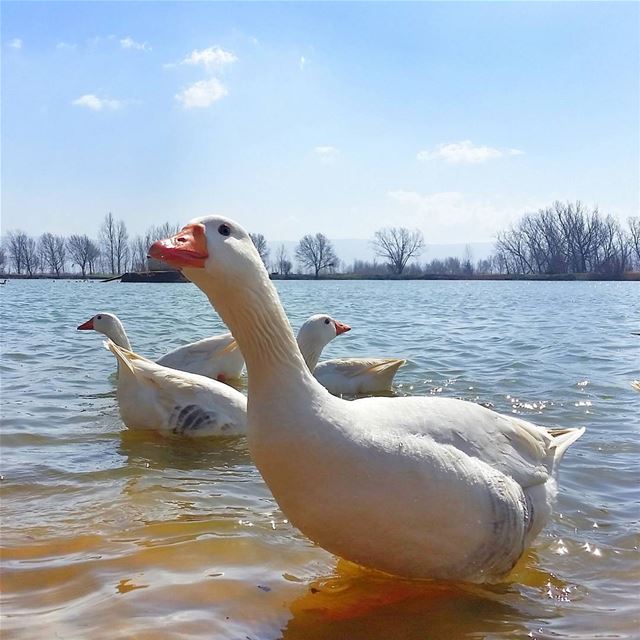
[324,318,330,325]
[218,224,231,237]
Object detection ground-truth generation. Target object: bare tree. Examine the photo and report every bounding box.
[496,226,533,274]
[86,239,100,275]
[372,227,425,274]
[99,213,129,273]
[249,233,270,267]
[130,236,149,272]
[0,245,6,273]
[23,236,39,275]
[462,245,474,275]
[295,233,338,278]
[629,217,640,268]
[476,255,500,274]
[39,232,67,275]
[100,212,117,274]
[67,234,99,277]
[348,259,386,275]
[424,256,463,275]
[7,231,25,274]
[274,244,292,276]
[594,215,631,276]
[7,231,39,275]
[147,222,182,243]
[494,201,631,276]
[140,222,182,271]
[114,220,129,274]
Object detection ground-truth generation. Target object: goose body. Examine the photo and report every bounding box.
[314,357,405,395]
[104,339,247,437]
[296,314,405,395]
[78,312,244,381]
[149,216,585,583]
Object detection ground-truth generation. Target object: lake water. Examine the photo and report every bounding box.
[1,278,639,639]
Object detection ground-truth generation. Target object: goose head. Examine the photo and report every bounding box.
[297,314,351,371]
[78,312,115,333]
[149,216,311,378]
[77,312,131,349]
[148,216,264,289]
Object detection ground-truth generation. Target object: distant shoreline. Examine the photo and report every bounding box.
[1,271,638,282]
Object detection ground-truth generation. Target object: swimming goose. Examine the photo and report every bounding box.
[77,312,244,381]
[103,339,247,437]
[149,216,585,583]
[296,314,405,395]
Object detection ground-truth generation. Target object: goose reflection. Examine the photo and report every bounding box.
[117,429,252,471]
[280,552,565,640]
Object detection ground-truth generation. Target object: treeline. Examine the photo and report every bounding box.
[0,214,181,277]
[1,202,639,278]
[495,202,638,276]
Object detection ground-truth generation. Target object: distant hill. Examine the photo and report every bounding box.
[266,239,494,269]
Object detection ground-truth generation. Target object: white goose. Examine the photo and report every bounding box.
[297,314,405,395]
[297,314,406,396]
[102,339,247,437]
[149,216,585,583]
[84,313,347,436]
[77,312,244,382]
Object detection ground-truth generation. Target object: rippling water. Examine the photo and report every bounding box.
[1,279,639,639]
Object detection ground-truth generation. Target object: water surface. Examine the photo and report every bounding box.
[1,279,639,639]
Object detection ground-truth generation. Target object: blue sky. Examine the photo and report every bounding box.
[2,1,638,245]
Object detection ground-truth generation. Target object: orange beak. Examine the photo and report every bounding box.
[334,320,351,336]
[77,318,94,330]
[148,223,208,269]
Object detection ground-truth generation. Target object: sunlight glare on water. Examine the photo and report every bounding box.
[1,279,639,639]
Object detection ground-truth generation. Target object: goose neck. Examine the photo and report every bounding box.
[189,270,312,386]
[106,320,132,351]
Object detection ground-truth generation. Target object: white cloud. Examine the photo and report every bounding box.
[175,79,228,108]
[417,140,524,164]
[299,56,307,70]
[9,38,22,49]
[120,36,151,51]
[386,190,540,243]
[72,94,122,111]
[87,35,105,47]
[56,41,77,50]
[177,46,237,71]
[314,146,340,163]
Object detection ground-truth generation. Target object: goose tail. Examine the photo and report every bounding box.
[103,339,150,376]
[219,337,239,355]
[549,426,586,467]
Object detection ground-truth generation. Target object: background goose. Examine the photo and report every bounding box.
[296,314,405,395]
[104,339,247,437]
[149,215,585,584]
[77,312,244,381]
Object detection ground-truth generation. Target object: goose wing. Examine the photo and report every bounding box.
[318,357,405,378]
[351,395,584,489]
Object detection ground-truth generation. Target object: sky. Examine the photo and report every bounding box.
[1,1,638,247]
